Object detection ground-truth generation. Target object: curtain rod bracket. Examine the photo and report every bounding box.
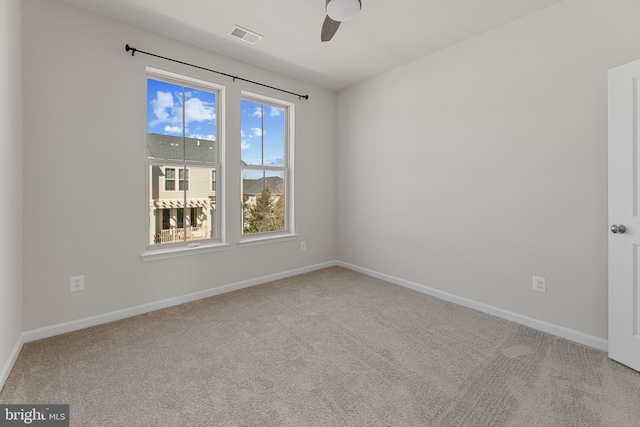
[124,43,309,101]
[125,44,137,56]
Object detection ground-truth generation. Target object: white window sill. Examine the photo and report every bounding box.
[141,242,230,262]
[238,233,298,248]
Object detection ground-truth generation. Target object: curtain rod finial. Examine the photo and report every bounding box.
[125,44,136,56]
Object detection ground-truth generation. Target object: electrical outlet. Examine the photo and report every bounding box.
[70,275,85,292]
[532,276,546,293]
[300,241,307,251]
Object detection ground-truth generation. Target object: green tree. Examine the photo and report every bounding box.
[269,192,285,231]
[243,184,285,233]
[242,192,252,233]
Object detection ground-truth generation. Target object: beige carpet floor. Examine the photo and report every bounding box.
[1,267,640,426]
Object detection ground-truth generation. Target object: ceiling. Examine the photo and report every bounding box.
[54,0,565,91]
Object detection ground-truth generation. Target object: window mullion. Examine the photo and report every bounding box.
[181,86,187,242]
[261,105,266,233]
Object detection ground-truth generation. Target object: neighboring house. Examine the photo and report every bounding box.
[147,133,217,245]
[146,134,286,244]
[242,175,284,205]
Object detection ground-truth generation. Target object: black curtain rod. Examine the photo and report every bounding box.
[125,44,309,100]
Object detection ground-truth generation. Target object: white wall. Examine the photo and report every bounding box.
[0,0,23,380]
[337,0,640,339]
[22,0,337,330]
[20,0,640,343]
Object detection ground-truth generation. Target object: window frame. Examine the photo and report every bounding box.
[239,91,296,245]
[164,168,176,191]
[143,67,228,260]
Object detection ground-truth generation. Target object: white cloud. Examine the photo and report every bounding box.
[264,156,285,166]
[151,91,176,123]
[185,98,215,123]
[150,91,215,132]
[164,125,181,134]
[251,127,265,137]
[241,140,250,150]
[252,107,263,117]
[188,133,215,141]
[269,107,283,117]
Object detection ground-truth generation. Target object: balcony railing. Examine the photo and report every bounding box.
[156,226,208,244]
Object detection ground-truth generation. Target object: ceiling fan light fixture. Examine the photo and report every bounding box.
[326,0,361,22]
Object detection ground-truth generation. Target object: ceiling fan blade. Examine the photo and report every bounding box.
[321,15,341,42]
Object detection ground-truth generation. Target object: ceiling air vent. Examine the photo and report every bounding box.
[229,25,263,45]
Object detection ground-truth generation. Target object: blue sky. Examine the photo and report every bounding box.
[241,99,285,167]
[147,78,216,141]
[147,78,286,170]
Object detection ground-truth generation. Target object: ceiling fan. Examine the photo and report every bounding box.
[321,0,362,42]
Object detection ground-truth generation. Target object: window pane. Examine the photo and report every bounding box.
[162,209,170,230]
[147,79,184,161]
[242,169,285,234]
[263,106,285,167]
[147,80,217,159]
[177,208,184,229]
[149,163,217,245]
[189,208,197,226]
[164,169,175,191]
[241,99,263,166]
[178,169,188,191]
[240,100,285,167]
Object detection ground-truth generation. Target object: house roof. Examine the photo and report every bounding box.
[147,133,217,162]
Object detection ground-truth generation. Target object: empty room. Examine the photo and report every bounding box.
[1,0,640,425]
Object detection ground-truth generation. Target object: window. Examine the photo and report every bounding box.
[241,94,293,236]
[146,69,222,248]
[165,168,176,191]
[179,168,189,191]
[163,168,187,192]
[162,209,170,230]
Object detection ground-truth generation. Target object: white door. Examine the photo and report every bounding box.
[608,59,640,372]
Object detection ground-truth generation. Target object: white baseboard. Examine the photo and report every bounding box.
[1,261,333,391]
[0,333,25,393]
[22,261,336,344]
[336,261,608,352]
[2,259,608,392]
